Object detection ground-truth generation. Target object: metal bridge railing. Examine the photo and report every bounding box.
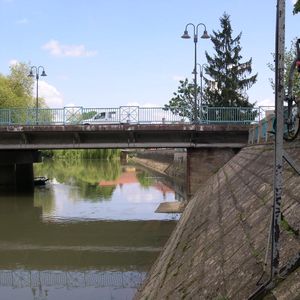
[0,269,146,289]
[248,108,276,144]
[0,106,268,126]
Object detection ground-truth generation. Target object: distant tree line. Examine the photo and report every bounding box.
[42,149,121,160]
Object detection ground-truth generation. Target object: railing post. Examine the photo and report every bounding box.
[63,107,65,125]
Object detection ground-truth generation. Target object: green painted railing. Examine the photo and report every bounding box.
[0,106,272,126]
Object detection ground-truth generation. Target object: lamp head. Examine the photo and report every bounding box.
[28,70,34,77]
[201,30,210,39]
[41,70,47,77]
[181,30,191,39]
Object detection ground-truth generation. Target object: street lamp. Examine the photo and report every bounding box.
[181,23,210,123]
[28,66,47,124]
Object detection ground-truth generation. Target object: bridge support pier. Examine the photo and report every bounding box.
[186,148,239,197]
[0,151,41,192]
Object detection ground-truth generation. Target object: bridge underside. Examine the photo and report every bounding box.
[0,150,41,192]
[0,124,249,149]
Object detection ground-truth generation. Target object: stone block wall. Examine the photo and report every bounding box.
[135,141,300,300]
[187,148,238,196]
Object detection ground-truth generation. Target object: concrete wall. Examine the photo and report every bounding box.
[135,140,300,300]
[0,150,40,191]
[187,148,237,197]
[133,148,238,200]
[135,149,175,164]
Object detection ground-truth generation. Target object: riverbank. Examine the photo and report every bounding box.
[131,149,186,185]
[135,140,300,299]
[130,156,170,176]
[131,152,188,202]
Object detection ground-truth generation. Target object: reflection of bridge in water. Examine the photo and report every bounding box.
[0,269,146,289]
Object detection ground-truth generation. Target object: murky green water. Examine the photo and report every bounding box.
[0,159,178,300]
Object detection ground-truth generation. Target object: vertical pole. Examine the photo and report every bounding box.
[271,0,285,279]
[194,34,198,124]
[36,74,39,125]
[200,68,203,122]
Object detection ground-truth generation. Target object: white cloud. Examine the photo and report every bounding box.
[37,81,64,108]
[292,0,297,4]
[42,39,97,57]
[8,59,18,66]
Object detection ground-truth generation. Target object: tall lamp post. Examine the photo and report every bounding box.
[28,66,47,124]
[181,23,210,123]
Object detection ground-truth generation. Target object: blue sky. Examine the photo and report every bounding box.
[0,0,299,108]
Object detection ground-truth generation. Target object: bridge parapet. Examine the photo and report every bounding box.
[248,111,276,144]
[0,106,264,126]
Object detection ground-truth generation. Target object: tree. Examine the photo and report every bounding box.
[0,62,36,109]
[267,39,300,99]
[294,0,300,14]
[203,13,257,107]
[164,78,197,120]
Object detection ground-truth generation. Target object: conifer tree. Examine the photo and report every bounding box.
[294,0,300,14]
[204,13,257,107]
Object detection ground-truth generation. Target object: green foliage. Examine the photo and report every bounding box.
[164,78,197,121]
[34,159,122,201]
[0,62,46,109]
[267,39,300,99]
[81,111,97,120]
[280,215,299,237]
[8,62,34,101]
[48,149,121,160]
[204,13,257,107]
[294,0,300,14]
[0,76,21,107]
[136,170,154,188]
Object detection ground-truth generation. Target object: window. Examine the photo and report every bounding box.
[95,112,106,119]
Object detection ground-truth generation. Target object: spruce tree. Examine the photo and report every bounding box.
[294,0,300,14]
[204,13,257,107]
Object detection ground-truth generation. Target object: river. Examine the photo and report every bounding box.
[0,159,179,300]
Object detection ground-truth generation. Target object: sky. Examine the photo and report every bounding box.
[0,0,299,108]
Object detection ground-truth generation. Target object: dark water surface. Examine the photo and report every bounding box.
[0,160,178,300]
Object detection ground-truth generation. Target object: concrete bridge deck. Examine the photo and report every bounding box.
[0,123,249,150]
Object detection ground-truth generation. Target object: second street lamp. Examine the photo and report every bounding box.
[193,63,208,115]
[28,66,47,124]
[181,23,210,123]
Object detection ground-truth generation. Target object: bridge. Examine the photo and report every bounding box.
[0,106,272,191]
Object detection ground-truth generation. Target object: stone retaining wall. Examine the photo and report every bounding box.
[135,141,300,300]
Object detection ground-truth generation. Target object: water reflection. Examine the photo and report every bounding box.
[34,159,178,221]
[0,160,178,299]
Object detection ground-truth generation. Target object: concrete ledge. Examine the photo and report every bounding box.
[155,202,186,213]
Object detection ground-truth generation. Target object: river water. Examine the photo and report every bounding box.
[0,159,179,300]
